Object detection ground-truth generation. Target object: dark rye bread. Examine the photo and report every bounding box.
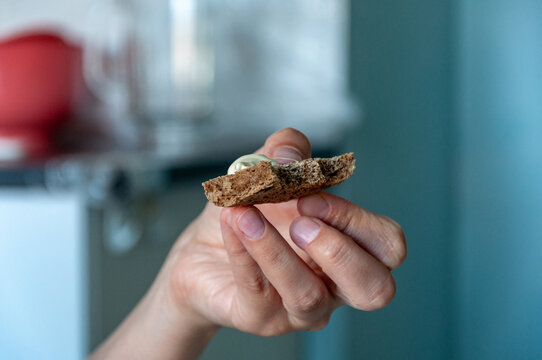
[202,153,355,207]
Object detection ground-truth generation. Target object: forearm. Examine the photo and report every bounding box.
[89,271,219,360]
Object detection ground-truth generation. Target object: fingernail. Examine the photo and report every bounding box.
[291,217,321,249]
[272,146,303,164]
[237,208,265,240]
[298,195,329,218]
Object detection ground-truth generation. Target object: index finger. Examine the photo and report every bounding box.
[227,206,333,327]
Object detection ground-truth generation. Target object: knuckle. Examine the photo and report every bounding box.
[291,286,328,316]
[363,274,396,311]
[254,319,291,337]
[257,328,278,337]
[260,248,288,270]
[308,316,331,331]
[298,315,330,332]
[233,304,284,336]
[322,240,351,268]
[242,272,268,293]
[289,309,331,332]
[227,241,250,259]
[327,197,366,234]
[384,221,407,269]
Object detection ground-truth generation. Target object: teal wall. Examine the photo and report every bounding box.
[305,1,454,358]
[347,0,454,358]
[455,1,542,359]
[305,0,542,359]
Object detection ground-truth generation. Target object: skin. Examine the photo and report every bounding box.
[89,128,407,360]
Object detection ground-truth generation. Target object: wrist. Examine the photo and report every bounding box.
[156,271,220,341]
[89,262,219,360]
[137,265,220,359]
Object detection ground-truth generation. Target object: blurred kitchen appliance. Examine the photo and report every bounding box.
[212,0,354,139]
[84,0,215,151]
[0,0,354,155]
[0,1,94,160]
[83,0,354,151]
[0,31,84,159]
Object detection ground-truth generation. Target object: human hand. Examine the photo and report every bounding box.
[169,128,407,336]
[90,128,406,360]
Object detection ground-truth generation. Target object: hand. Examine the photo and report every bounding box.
[90,128,406,359]
[171,128,406,332]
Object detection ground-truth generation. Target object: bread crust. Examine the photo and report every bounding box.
[202,153,355,207]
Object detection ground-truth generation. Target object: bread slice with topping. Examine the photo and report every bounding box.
[202,153,355,207]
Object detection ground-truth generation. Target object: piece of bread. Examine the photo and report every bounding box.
[202,153,355,207]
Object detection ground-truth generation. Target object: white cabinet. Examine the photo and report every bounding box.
[0,191,86,359]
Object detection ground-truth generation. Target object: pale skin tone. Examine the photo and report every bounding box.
[89,128,407,360]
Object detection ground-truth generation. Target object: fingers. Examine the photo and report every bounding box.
[290,216,396,311]
[254,127,311,163]
[221,206,332,328]
[220,208,274,301]
[297,193,407,270]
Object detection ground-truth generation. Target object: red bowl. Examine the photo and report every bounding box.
[0,31,83,129]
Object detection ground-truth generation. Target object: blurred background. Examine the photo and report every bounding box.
[0,0,541,359]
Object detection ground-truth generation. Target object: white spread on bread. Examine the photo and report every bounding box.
[227,154,279,175]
